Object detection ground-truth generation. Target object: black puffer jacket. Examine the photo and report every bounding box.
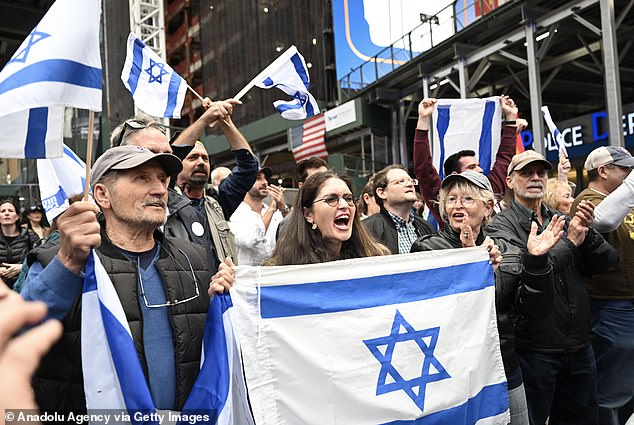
[0,228,40,288]
[487,201,617,353]
[411,226,554,375]
[29,229,212,415]
[363,208,433,254]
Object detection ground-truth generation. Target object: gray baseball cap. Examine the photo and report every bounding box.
[441,170,493,192]
[91,145,183,189]
[584,146,634,170]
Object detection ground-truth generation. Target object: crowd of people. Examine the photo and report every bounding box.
[2,95,633,425]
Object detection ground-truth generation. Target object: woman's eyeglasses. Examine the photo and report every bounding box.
[445,195,477,207]
[311,194,356,207]
[113,119,166,147]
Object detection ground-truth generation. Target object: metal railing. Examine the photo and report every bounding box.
[338,0,511,101]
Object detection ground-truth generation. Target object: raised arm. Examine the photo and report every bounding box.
[487,95,519,196]
[171,98,241,147]
[593,171,634,233]
[413,98,443,224]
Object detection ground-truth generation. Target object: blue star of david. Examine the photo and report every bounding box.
[145,59,169,84]
[363,310,451,412]
[292,91,308,106]
[8,27,50,65]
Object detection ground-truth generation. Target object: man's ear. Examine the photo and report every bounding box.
[375,186,387,201]
[597,165,609,180]
[92,183,110,209]
[506,175,514,190]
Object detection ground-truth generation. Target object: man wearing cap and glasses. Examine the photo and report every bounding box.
[364,164,433,254]
[487,150,617,425]
[20,146,234,414]
[570,146,634,425]
[110,100,258,268]
[229,166,286,266]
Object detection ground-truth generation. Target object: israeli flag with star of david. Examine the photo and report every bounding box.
[121,33,187,119]
[231,248,510,424]
[432,97,502,179]
[0,0,102,158]
[251,45,320,120]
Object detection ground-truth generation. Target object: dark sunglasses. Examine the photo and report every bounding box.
[113,119,166,147]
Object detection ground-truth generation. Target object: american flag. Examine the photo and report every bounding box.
[289,114,327,162]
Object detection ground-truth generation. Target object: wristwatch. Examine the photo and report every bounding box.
[282,205,290,214]
[502,120,517,126]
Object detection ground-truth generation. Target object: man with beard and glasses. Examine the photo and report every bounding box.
[229,167,286,265]
[487,150,617,425]
[20,146,235,415]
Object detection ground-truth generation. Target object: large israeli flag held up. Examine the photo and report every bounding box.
[81,251,253,425]
[250,45,320,120]
[37,144,87,223]
[0,0,102,116]
[432,97,501,179]
[231,248,509,425]
[121,33,187,119]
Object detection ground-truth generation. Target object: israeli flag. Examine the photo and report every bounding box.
[37,144,87,223]
[0,106,64,158]
[541,105,569,158]
[0,0,102,158]
[231,248,509,424]
[121,33,187,119]
[82,251,253,425]
[432,97,502,179]
[251,45,320,120]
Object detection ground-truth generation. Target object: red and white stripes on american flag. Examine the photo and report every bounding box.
[289,114,327,162]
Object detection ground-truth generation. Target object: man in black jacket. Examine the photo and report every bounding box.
[363,164,433,254]
[21,146,233,414]
[487,150,617,425]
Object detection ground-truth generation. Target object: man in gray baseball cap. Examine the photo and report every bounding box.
[21,145,234,414]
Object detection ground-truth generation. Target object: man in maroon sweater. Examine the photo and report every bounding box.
[413,96,524,225]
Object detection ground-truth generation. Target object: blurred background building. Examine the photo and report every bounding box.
[1,0,633,207]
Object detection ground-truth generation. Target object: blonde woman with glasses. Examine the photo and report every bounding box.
[411,171,566,425]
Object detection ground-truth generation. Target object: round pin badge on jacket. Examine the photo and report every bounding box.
[191,222,205,237]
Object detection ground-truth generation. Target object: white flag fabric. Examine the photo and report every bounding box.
[37,144,87,223]
[81,251,253,425]
[0,106,64,158]
[121,33,187,119]
[541,105,569,158]
[231,248,509,424]
[252,45,320,120]
[432,97,501,179]
[0,0,102,115]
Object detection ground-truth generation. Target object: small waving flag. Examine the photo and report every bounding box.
[121,33,187,118]
[541,105,568,158]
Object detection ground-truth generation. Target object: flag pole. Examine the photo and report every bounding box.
[185,85,231,129]
[83,110,95,201]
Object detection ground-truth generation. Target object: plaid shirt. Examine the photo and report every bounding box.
[388,211,419,254]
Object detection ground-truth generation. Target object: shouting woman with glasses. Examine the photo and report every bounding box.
[411,171,565,425]
[266,171,389,265]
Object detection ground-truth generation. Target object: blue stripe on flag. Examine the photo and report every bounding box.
[275,101,302,113]
[164,71,182,118]
[25,107,48,158]
[63,145,84,167]
[0,59,101,95]
[478,100,496,176]
[380,382,508,424]
[128,38,145,95]
[41,186,67,213]
[436,105,451,179]
[290,53,310,90]
[260,260,493,318]
[180,294,232,424]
